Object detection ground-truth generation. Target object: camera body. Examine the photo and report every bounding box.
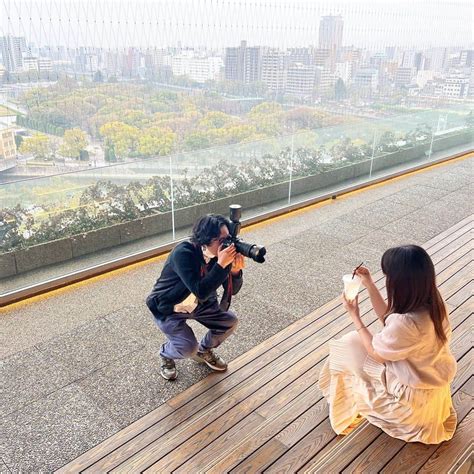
[221,204,266,263]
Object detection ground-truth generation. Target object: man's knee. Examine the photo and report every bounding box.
[176,340,199,359]
[224,311,239,330]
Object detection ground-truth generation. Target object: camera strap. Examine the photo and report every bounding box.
[220,274,233,312]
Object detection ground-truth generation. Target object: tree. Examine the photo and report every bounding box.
[335,78,347,101]
[199,111,235,129]
[19,133,50,160]
[59,128,88,159]
[138,127,176,156]
[93,70,104,82]
[14,134,23,149]
[99,121,140,157]
[104,141,117,162]
[185,131,211,150]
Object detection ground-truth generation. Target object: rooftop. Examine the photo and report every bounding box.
[1,154,472,471]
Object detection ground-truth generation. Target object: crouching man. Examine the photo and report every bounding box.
[146,214,244,380]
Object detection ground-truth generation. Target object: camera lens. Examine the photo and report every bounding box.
[235,240,266,263]
[249,245,266,263]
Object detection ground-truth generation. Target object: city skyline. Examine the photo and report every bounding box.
[0,0,472,50]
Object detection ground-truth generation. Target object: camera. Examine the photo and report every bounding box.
[222,204,266,263]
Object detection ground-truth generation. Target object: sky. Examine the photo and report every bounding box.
[1,0,472,50]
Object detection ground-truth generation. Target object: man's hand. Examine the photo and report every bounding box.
[231,253,245,275]
[217,244,237,269]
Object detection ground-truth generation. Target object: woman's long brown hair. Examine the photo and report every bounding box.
[381,245,448,344]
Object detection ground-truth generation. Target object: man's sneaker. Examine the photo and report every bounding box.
[160,355,177,380]
[192,349,228,371]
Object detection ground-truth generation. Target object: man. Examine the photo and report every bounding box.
[146,214,244,380]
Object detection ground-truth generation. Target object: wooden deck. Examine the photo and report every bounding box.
[58,216,473,473]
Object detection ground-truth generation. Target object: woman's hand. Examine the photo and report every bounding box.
[231,253,245,274]
[342,293,361,324]
[355,266,374,288]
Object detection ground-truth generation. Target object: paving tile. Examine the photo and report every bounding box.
[35,318,145,379]
[1,348,76,416]
[1,385,120,473]
[384,184,451,208]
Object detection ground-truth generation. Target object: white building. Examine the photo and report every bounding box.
[23,56,39,72]
[285,63,316,97]
[38,58,53,73]
[172,51,223,83]
[334,61,351,84]
[353,68,379,92]
[443,75,469,98]
[415,70,435,88]
[261,49,287,93]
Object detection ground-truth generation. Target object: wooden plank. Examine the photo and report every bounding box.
[440,262,473,301]
[230,439,288,474]
[172,386,326,474]
[341,433,405,474]
[447,448,473,474]
[418,411,473,473]
[266,419,341,474]
[302,421,382,473]
[435,246,472,278]
[422,216,472,249]
[447,282,473,308]
[158,369,325,473]
[449,297,473,329]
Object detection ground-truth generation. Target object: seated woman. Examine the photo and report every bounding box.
[319,245,457,444]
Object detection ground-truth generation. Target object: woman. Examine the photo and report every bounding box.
[319,245,457,444]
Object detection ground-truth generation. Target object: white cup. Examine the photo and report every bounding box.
[343,274,362,301]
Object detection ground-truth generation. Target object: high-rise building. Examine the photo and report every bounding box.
[288,47,313,66]
[425,48,448,72]
[261,48,287,93]
[313,48,331,68]
[318,15,343,70]
[334,61,351,84]
[459,50,473,67]
[319,15,343,51]
[225,41,261,84]
[354,68,379,93]
[395,67,415,87]
[315,66,334,96]
[285,63,316,97]
[0,36,27,72]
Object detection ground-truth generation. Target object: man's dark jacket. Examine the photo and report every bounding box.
[146,241,243,320]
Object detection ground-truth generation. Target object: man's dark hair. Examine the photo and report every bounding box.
[190,214,231,246]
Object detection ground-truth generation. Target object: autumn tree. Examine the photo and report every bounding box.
[19,133,51,160]
[59,128,88,159]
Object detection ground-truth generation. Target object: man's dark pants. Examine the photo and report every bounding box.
[154,301,238,359]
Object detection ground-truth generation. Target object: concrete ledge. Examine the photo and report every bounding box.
[1,131,472,279]
[72,226,121,258]
[0,252,17,279]
[14,239,73,274]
